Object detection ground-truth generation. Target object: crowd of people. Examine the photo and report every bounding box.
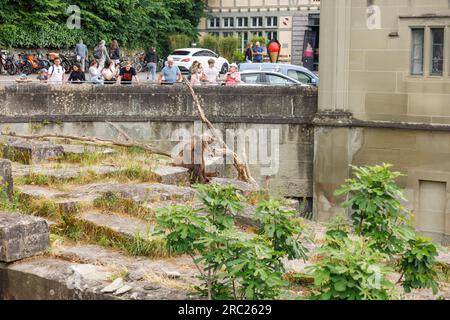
[15,38,247,86]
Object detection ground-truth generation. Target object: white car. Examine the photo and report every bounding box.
[168,48,229,74]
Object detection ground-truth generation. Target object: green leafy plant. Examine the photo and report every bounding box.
[218,37,241,62]
[307,230,397,300]
[156,183,307,300]
[335,164,415,255]
[334,164,440,296]
[399,237,439,294]
[255,199,308,261]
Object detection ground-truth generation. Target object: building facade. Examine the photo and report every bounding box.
[315,0,450,243]
[198,0,321,66]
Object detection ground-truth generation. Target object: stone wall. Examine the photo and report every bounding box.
[0,84,317,199]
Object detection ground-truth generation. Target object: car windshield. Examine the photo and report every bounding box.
[171,50,190,56]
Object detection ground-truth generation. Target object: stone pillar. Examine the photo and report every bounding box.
[0,159,13,201]
[313,0,353,222]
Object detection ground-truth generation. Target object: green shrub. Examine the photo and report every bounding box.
[218,37,241,62]
[231,50,245,63]
[307,232,397,300]
[199,34,220,53]
[156,183,307,300]
[169,34,192,52]
[399,237,439,294]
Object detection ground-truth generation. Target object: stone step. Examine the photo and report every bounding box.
[152,166,189,186]
[60,144,116,157]
[1,257,190,300]
[73,211,169,258]
[56,244,200,287]
[77,211,156,240]
[13,163,122,181]
[1,136,64,165]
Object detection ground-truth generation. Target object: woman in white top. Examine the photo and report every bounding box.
[204,58,219,84]
[89,60,104,85]
[101,61,117,84]
[190,61,206,86]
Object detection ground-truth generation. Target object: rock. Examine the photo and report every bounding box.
[0,160,13,200]
[209,178,257,196]
[114,285,133,296]
[162,269,182,279]
[2,137,64,164]
[0,212,49,263]
[143,284,162,291]
[152,166,190,186]
[101,278,124,293]
[130,292,139,299]
[205,156,226,176]
[128,269,145,281]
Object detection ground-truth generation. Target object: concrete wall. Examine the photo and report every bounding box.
[315,0,450,243]
[0,84,317,199]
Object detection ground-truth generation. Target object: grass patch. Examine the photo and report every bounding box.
[111,164,158,183]
[94,191,153,220]
[54,215,170,258]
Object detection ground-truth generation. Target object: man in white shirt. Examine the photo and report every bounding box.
[204,59,220,84]
[48,58,65,84]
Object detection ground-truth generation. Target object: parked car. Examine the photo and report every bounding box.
[238,63,319,86]
[239,70,309,86]
[168,48,229,74]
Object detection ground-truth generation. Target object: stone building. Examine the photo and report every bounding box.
[198,0,321,67]
[315,0,450,243]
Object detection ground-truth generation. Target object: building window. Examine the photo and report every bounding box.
[266,31,278,40]
[223,32,234,37]
[411,28,424,75]
[223,17,234,28]
[208,32,220,37]
[251,31,263,37]
[237,17,248,28]
[252,17,263,27]
[266,17,278,27]
[209,18,220,28]
[237,31,249,43]
[431,28,444,76]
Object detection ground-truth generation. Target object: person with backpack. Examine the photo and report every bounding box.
[94,40,110,71]
[48,57,65,84]
[110,40,121,66]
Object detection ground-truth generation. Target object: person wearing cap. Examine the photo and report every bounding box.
[225,63,241,86]
[158,57,182,84]
[37,68,48,82]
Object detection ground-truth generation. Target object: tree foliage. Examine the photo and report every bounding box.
[0,0,206,55]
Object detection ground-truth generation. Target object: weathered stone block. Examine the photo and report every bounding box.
[2,137,64,164]
[152,166,190,186]
[0,159,13,200]
[210,178,258,197]
[0,212,49,263]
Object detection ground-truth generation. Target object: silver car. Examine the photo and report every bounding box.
[239,70,309,86]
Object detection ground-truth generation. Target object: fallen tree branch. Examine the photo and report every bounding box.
[1,131,172,158]
[106,121,133,142]
[182,77,258,187]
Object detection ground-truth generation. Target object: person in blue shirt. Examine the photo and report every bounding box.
[158,57,182,84]
[253,41,264,63]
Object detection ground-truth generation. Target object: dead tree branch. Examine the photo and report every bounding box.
[182,77,258,187]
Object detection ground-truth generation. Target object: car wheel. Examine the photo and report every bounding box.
[220,63,229,74]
